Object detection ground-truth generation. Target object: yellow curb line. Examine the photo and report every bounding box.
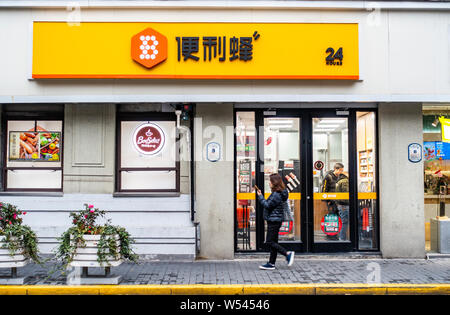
[0,284,449,295]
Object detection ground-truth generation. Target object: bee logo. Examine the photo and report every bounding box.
[131,28,168,69]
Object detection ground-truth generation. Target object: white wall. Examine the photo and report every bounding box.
[194,103,234,259]
[378,103,425,258]
[0,8,448,102]
[0,103,197,259]
[0,194,196,259]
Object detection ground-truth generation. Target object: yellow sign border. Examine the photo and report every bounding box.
[32,21,359,80]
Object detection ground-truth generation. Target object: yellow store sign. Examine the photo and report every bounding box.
[32,22,359,80]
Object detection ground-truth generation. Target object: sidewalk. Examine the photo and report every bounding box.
[0,257,449,294]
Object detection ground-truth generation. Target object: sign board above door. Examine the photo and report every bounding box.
[32,22,359,80]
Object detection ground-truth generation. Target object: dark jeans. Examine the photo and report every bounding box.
[265,221,288,264]
[338,205,349,241]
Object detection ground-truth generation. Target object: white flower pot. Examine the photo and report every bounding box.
[0,239,30,285]
[0,240,28,268]
[69,234,122,268]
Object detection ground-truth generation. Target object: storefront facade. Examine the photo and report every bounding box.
[0,1,449,259]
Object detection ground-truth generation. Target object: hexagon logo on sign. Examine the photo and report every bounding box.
[131,28,168,69]
[133,123,166,155]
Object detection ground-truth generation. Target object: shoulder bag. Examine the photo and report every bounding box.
[282,200,294,222]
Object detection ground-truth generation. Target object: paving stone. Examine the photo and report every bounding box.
[0,258,449,285]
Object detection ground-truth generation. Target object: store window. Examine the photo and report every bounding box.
[312,117,349,243]
[4,120,63,191]
[235,112,257,250]
[423,107,450,252]
[264,117,301,243]
[356,111,378,250]
[117,116,179,192]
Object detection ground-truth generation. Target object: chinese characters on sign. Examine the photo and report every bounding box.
[176,31,260,62]
[33,22,360,79]
[321,214,342,236]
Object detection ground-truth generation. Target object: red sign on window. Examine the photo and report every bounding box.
[133,123,166,155]
[321,213,342,236]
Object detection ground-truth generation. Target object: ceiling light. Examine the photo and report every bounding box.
[268,120,293,125]
[317,124,340,128]
[269,125,293,129]
[319,119,346,124]
[432,117,440,127]
[314,129,335,132]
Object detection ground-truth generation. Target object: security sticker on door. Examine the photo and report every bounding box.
[206,142,221,162]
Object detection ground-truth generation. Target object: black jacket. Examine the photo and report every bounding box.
[322,170,339,193]
[257,189,289,222]
[336,174,349,206]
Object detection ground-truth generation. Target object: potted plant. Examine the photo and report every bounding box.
[55,204,138,283]
[0,202,41,283]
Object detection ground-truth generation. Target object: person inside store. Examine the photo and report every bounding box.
[321,163,348,241]
[335,171,349,241]
[256,173,295,270]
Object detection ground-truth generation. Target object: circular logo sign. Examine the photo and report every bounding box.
[314,160,324,170]
[320,214,342,236]
[133,123,165,155]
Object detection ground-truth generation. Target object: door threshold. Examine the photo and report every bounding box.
[235,252,382,260]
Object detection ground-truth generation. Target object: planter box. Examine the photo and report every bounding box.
[69,234,122,268]
[0,243,28,267]
[0,241,29,285]
[67,234,122,285]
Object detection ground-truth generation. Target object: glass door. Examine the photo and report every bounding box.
[310,114,354,252]
[262,116,303,251]
[235,111,257,251]
[235,109,377,253]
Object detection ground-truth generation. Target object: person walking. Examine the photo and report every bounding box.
[256,173,295,270]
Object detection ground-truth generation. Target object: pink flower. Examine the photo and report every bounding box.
[90,209,95,213]
[13,214,17,219]
[0,217,2,220]
[85,215,88,219]
[9,221,12,225]
[88,204,94,209]
[23,212,27,215]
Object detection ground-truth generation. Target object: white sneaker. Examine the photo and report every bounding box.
[286,251,295,267]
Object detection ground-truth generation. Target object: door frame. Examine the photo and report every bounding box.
[234,108,379,253]
[306,110,356,253]
[258,109,307,252]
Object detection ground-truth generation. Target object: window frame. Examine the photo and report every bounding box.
[115,112,180,193]
[1,112,64,192]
